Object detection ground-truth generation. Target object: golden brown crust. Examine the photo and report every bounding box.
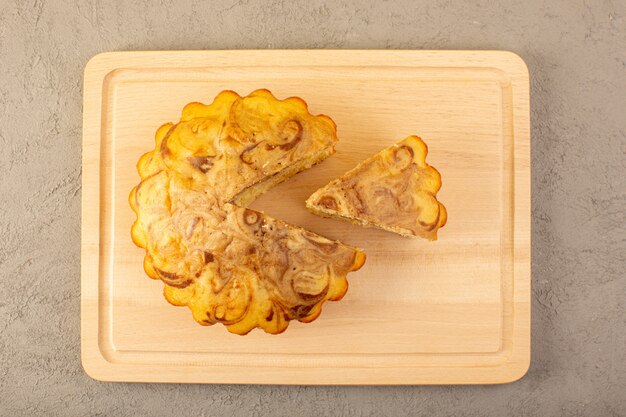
[130,89,365,335]
[306,135,447,240]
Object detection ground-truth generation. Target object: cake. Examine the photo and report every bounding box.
[130,89,365,335]
[306,135,447,240]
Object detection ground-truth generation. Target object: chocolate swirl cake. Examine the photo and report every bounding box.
[130,89,365,335]
[306,136,447,240]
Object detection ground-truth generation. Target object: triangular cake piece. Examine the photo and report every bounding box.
[306,136,447,240]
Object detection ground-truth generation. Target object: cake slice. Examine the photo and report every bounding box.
[306,135,447,240]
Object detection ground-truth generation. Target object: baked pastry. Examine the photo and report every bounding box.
[306,135,447,240]
[130,90,365,335]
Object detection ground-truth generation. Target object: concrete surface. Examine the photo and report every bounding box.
[1,0,624,415]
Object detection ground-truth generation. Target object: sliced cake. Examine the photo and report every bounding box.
[130,89,365,335]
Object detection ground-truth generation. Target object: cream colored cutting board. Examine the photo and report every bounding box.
[81,50,530,384]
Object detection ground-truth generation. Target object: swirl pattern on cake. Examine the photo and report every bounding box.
[306,135,447,240]
[130,90,365,335]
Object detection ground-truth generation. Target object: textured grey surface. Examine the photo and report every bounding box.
[1,0,625,415]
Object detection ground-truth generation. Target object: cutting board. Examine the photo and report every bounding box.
[81,50,530,384]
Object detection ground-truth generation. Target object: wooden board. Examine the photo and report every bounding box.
[81,50,530,384]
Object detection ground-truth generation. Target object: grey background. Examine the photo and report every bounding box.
[1,0,624,415]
